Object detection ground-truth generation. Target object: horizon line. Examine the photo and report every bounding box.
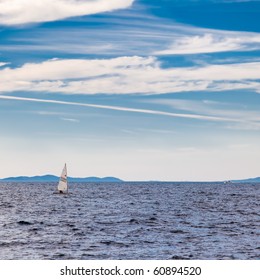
[0,174,258,183]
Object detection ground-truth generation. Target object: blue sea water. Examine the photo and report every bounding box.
[0,182,259,260]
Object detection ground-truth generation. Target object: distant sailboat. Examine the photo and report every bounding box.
[57,163,68,194]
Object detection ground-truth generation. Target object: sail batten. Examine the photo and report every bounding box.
[57,164,68,193]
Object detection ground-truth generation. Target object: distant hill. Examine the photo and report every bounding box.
[0,175,123,183]
[231,177,260,183]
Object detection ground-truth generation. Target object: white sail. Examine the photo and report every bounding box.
[57,164,68,193]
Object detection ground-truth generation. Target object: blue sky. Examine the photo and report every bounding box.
[1,0,260,181]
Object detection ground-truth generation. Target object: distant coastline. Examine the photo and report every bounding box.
[0,175,123,183]
[0,175,260,183]
[230,177,260,183]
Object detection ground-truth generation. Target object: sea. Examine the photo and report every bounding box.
[0,182,259,260]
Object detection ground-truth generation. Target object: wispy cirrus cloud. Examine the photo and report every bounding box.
[0,0,134,26]
[0,62,9,67]
[155,33,260,55]
[60,117,80,123]
[218,0,260,2]
[8,27,260,58]
[0,57,260,94]
[0,95,239,122]
[1,2,260,62]
[149,98,260,124]
[2,95,260,132]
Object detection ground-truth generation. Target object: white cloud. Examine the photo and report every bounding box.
[0,56,260,94]
[155,33,260,55]
[0,62,9,67]
[0,0,134,25]
[1,56,260,94]
[1,3,259,58]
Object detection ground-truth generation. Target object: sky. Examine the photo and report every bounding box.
[1,0,260,181]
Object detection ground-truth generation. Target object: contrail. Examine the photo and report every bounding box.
[0,95,239,122]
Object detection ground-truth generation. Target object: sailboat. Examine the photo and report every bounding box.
[57,163,68,194]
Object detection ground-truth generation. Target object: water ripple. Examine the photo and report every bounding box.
[0,182,259,259]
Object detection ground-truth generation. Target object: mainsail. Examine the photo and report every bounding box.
[57,163,68,193]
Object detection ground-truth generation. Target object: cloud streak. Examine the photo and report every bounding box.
[1,2,260,61]
[0,62,9,67]
[0,95,239,122]
[0,0,134,25]
[60,117,79,123]
[155,33,260,55]
[1,57,260,94]
[149,98,260,125]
